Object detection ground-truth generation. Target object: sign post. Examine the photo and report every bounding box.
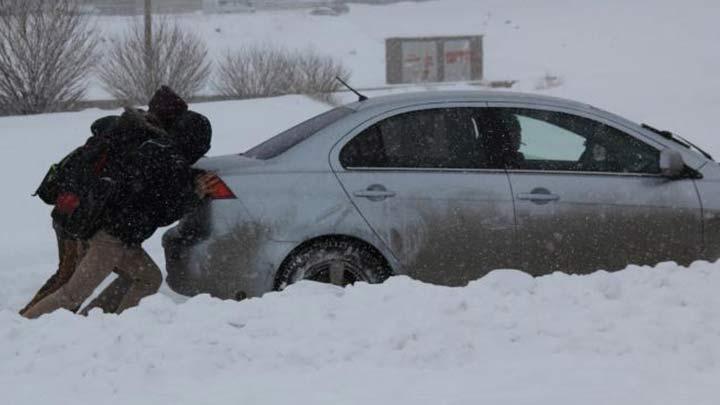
[144,0,152,79]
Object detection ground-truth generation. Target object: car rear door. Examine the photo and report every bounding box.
[481,103,702,275]
[330,106,516,286]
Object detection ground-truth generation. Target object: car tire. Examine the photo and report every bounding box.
[275,238,392,290]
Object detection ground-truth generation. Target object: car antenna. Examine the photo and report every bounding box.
[336,76,368,102]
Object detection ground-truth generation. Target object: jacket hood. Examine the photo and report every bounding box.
[148,86,188,130]
[170,110,212,164]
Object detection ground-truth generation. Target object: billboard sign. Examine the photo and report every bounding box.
[400,41,439,83]
[386,35,483,84]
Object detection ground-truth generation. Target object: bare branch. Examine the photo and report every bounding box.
[98,18,212,104]
[0,0,99,115]
[214,44,351,103]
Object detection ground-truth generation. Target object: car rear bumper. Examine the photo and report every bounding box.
[162,224,293,300]
[163,226,217,297]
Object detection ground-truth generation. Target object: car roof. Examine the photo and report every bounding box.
[344,90,593,112]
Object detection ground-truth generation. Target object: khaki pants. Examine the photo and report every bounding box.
[23,231,162,319]
[19,225,87,316]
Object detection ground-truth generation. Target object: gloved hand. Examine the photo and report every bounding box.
[195,172,224,199]
[55,192,80,215]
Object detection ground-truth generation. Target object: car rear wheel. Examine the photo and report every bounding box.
[275,238,391,290]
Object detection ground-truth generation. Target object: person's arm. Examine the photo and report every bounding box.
[171,160,209,214]
[129,140,203,222]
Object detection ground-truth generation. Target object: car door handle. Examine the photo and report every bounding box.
[354,185,396,201]
[517,188,560,204]
[517,193,559,201]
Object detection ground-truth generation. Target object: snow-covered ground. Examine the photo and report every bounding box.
[2,0,720,403]
[3,264,719,404]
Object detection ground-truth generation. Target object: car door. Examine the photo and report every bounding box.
[330,106,516,286]
[480,104,702,275]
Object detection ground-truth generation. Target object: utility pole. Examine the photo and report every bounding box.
[144,0,153,88]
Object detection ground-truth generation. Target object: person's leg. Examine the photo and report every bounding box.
[78,275,133,315]
[113,246,162,314]
[19,226,84,316]
[22,231,121,319]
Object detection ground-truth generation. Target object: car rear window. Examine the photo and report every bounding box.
[243,107,354,159]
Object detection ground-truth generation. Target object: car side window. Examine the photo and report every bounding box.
[340,108,493,169]
[516,115,586,161]
[476,108,661,174]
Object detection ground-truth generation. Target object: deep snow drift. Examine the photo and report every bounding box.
[2,263,719,404]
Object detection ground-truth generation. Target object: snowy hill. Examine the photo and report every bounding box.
[1,0,720,403]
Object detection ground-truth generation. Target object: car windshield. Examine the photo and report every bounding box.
[244,107,355,159]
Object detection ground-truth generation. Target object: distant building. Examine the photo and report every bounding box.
[202,0,255,14]
[87,0,325,15]
[88,0,204,15]
[203,0,327,14]
[84,0,432,15]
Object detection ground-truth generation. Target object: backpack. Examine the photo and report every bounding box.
[33,147,84,205]
[34,115,121,206]
[52,174,117,240]
[43,141,118,239]
[35,116,121,239]
[38,111,168,239]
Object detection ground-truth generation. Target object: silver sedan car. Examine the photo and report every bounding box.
[163,91,720,299]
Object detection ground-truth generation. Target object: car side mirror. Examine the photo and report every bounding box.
[659,149,686,179]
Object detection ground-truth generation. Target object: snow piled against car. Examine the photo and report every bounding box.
[2,262,719,404]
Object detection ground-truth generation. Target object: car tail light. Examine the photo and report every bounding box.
[207,174,236,200]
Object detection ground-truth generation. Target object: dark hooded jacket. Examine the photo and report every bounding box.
[55,110,165,195]
[49,111,169,239]
[53,86,186,201]
[103,110,212,245]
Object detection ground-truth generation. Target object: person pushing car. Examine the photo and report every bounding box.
[22,86,215,318]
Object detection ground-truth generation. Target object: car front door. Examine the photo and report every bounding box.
[331,106,516,286]
[480,104,702,275]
